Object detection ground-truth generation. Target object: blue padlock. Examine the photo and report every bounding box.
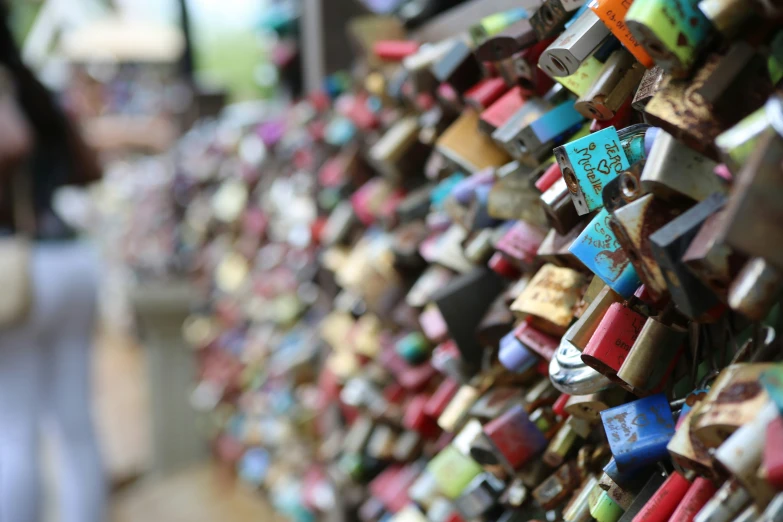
[516,100,586,163]
[600,393,675,472]
[568,208,641,298]
[555,126,630,216]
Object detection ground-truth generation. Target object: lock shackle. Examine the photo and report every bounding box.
[549,324,613,395]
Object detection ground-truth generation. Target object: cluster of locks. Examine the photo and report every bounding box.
[177,0,783,521]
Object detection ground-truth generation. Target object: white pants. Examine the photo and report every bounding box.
[0,242,106,522]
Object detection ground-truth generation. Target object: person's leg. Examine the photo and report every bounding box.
[38,242,106,522]
[0,300,43,522]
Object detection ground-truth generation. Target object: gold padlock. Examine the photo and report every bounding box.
[510,264,586,336]
[690,363,772,449]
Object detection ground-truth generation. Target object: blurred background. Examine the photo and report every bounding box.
[0,0,489,520]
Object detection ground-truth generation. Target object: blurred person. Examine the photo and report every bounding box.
[0,4,106,522]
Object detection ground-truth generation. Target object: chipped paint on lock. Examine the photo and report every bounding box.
[601,393,675,471]
[570,209,641,298]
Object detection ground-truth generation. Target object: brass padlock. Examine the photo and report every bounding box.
[436,109,512,173]
[574,48,645,121]
[728,258,783,321]
[690,363,772,449]
[510,264,586,336]
[615,313,687,396]
[563,387,627,423]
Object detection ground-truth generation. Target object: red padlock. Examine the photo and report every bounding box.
[535,162,562,193]
[631,471,692,522]
[765,415,783,490]
[513,320,559,361]
[479,86,526,134]
[582,303,646,380]
[666,477,716,522]
[373,40,420,61]
[465,77,509,112]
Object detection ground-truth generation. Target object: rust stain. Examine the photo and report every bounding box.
[715,381,762,404]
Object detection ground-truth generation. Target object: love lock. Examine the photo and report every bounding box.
[548,321,613,395]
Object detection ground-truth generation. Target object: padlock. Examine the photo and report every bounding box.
[665,478,716,522]
[728,258,783,321]
[513,320,560,361]
[681,208,745,301]
[692,478,751,522]
[614,470,666,521]
[536,223,587,269]
[563,283,624,351]
[721,126,783,271]
[569,209,642,298]
[601,393,675,471]
[564,387,627,422]
[556,126,631,216]
[491,98,554,158]
[606,479,636,511]
[649,194,726,319]
[369,116,430,182]
[465,77,509,113]
[505,100,586,165]
[563,475,601,522]
[628,470,692,522]
[539,9,610,78]
[631,65,665,111]
[494,220,547,269]
[540,177,582,235]
[575,49,646,121]
[640,130,726,202]
[431,40,483,95]
[625,0,712,77]
[475,18,537,62]
[469,387,524,422]
[403,40,454,94]
[453,472,506,519]
[437,385,480,433]
[431,268,506,371]
[551,331,614,395]
[581,302,646,380]
[698,0,757,37]
[543,418,580,467]
[479,86,529,135]
[531,405,562,436]
[642,55,726,157]
[426,445,484,499]
[589,0,654,67]
[714,401,778,507]
[322,201,360,246]
[499,327,539,373]
[532,460,582,510]
[510,263,586,336]
[524,377,562,411]
[480,404,549,469]
[616,315,686,396]
[530,0,586,39]
[487,161,549,228]
[611,194,689,301]
[690,363,772,449]
[589,488,625,522]
[436,109,512,173]
[764,415,783,490]
[555,53,606,97]
[466,229,500,266]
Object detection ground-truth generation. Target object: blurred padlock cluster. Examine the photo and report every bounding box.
[140,0,783,521]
